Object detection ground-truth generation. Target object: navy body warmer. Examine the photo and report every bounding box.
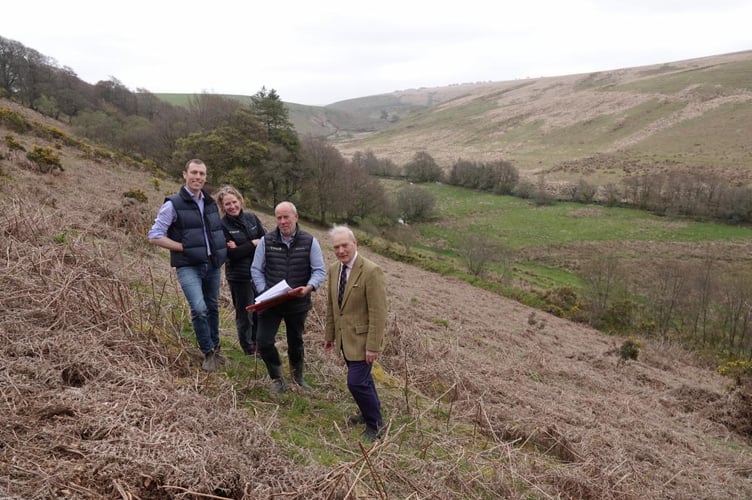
[166,190,227,268]
[262,228,314,312]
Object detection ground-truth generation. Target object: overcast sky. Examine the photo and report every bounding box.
[4,1,751,106]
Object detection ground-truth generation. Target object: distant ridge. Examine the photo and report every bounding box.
[293,50,752,185]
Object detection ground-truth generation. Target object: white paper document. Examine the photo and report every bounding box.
[255,279,292,303]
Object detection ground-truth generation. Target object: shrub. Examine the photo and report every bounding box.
[90,147,113,162]
[26,146,64,173]
[37,125,82,148]
[619,337,642,361]
[5,134,26,155]
[543,287,588,322]
[395,184,435,223]
[573,178,597,203]
[404,151,443,183]
[124,189,148,203]
[599,299,637,333]
[0,108,30,133]
[718,359,752,387]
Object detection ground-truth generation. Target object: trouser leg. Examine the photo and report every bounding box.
[256,309,283,378]
[346,359,383,430]
[284,310,308,369]
[229,280,254,354]
[176,265,213,354]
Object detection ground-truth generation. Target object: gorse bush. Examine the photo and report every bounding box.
[619,338,642,361]
[718,359,752,387]
[4,134,25,154]
[124,189,148,203]
[26,146,63,173]
[0,108,30,133]
[38,124,82,148]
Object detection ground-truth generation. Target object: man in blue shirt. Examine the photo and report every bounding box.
[147,159,227,372]
[251,201,326,393]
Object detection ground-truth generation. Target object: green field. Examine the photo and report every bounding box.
[420,183,752,249]
[381,181,752,292]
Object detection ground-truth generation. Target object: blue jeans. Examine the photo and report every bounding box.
[176,264,221,354]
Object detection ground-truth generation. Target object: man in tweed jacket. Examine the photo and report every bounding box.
[324,225,387,442]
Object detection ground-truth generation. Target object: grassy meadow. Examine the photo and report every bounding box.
[381,180,752,291]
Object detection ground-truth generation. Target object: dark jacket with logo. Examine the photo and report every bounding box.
[166,189,227,268]
[262,226,314,312]
[221,210,265,282]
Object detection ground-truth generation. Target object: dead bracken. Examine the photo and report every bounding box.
[2,98,751,499]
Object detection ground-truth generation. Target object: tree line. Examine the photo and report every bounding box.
[0,36,429,227]
[6,35,749,225]
[580,256,752,359]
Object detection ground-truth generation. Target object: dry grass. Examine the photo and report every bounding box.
[2,101,752,498]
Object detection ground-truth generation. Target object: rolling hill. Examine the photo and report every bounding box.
[1,96,751,498]
[285,50,752,187]
[157,50,752,187]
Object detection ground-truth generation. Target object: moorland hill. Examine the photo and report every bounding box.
[284,50,752,187]
[1,95,751,498]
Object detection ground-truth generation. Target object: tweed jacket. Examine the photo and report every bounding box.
[325,254,387,362]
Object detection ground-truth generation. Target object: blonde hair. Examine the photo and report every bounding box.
[216,185,245,215]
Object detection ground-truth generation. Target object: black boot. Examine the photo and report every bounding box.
[291,361,312,391]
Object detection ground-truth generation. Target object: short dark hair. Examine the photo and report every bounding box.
[184,159,206,172]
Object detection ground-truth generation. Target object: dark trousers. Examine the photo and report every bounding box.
[346,359,383,431]
[228,280,257,354]
[256,306,308,377]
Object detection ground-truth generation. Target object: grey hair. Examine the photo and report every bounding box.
[275,201,298,215]
[329,224,356,242]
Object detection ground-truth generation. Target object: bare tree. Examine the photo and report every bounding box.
[187,93,242,133]
[572,178,597,203]
[457,234,512,278]
[646,260,687,337]
[395,184,435,223]
[682,259,718,347]
[300,135,345,223]
[718,270,752,354]
[581,256,625,324]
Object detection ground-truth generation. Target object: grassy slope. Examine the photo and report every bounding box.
[155,51,752,187]
[330,50,752,181]
[4,99,752,498]
[7,52,752,498]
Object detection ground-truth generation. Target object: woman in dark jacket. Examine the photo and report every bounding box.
[217,186,266,355]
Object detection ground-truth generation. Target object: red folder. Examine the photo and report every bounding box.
[245,290,295,313]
